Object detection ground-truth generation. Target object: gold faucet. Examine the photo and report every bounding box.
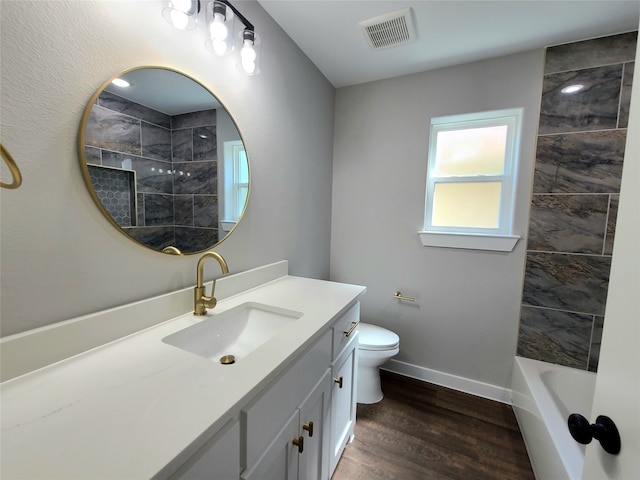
[194,252,229,316]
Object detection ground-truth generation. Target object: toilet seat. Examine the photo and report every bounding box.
[358,323,399,351]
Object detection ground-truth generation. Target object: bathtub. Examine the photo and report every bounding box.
[511,356,597,480]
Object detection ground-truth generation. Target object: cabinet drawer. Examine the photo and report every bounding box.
[242,330,331,469]
[331,302,360,361]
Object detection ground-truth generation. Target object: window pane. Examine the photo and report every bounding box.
[236,186,248,218]
[238,150,249,183]
[434,125,508,176]
[431,182,502,228]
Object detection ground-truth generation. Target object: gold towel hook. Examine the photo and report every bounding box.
[1,143,23,189]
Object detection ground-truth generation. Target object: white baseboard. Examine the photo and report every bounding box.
[381,359,512,404]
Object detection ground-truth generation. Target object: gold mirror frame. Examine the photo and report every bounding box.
[77,66,250,255]
[1,144,23,189]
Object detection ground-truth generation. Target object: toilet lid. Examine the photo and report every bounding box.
[358,323,399,351]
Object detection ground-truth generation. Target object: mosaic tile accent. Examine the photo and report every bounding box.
[522,252,611,316]
[604,195,619,255]
[619,62,635,128]
[518,306,592,369]
[88,165,135,227]
[533,130,626,194]
[527,195,608,254]
[544,31,638,74]
[539,65,623,134]
[99,91,171,129]
[85,105,141,155]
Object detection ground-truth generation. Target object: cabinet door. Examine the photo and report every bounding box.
[243,331,331,468]
[241,410,299,480]
[170,419,240,480]
[298,370,331,480]
[329,333,358,476]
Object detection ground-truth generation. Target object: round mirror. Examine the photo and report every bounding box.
[78,67,249,255]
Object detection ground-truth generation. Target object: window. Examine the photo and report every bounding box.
[420,108,523,251]
[223,140,249,229]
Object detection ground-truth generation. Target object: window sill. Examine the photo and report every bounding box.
[418,231,520,252]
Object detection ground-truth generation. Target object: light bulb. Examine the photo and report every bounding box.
[171,0,193,12]
[170,8,190,29]
[242,59,256,74]
[210,12,228,40]
[212,39,228,55]
[241,41,257,74]
[241,46,256,63]
[162,0,198,30]
[241,40,256,62]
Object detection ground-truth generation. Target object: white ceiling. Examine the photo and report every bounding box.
[105,68,221,116]
[257,0,640,88]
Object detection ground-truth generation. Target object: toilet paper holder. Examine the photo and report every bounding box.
[393,291,415,302]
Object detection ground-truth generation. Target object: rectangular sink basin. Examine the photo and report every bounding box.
[162,302,303,363]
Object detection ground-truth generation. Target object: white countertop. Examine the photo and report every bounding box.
[1,275,365,479]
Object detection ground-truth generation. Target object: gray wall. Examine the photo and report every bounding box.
[330,50,545,391]
[0,0,335,336]
[519,32,637,372]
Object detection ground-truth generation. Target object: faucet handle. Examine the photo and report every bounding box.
[201,295,217,309]
[194,287,217,315]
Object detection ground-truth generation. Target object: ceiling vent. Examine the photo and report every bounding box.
[359,7,417,50]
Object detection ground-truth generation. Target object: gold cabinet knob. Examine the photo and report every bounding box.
[292,435,304,453]
[303,421,314,437]
[334,377,343,389]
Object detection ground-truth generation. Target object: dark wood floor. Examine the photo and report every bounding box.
[333,371,534,480]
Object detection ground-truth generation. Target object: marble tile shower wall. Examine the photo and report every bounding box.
[169,109,219,253]
[84,92,219,252]
[518,32,637,372]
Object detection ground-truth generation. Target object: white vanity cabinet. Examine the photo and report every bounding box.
[241,370,331,480]
[329,303,360,476]
[171,302,361,480]
[241,330,332,480]
[169,419,241,480]
[0,265,368,480]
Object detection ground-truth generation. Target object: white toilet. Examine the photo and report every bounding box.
[357,323,400,404]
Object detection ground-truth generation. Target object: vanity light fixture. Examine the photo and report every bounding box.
[206,0,235,56]
[162,0,201,30]
[162,0,261,75]
[206,0,261,75]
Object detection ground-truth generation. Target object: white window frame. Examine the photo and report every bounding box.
[222,140,248,231]
[419,108,523,252]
